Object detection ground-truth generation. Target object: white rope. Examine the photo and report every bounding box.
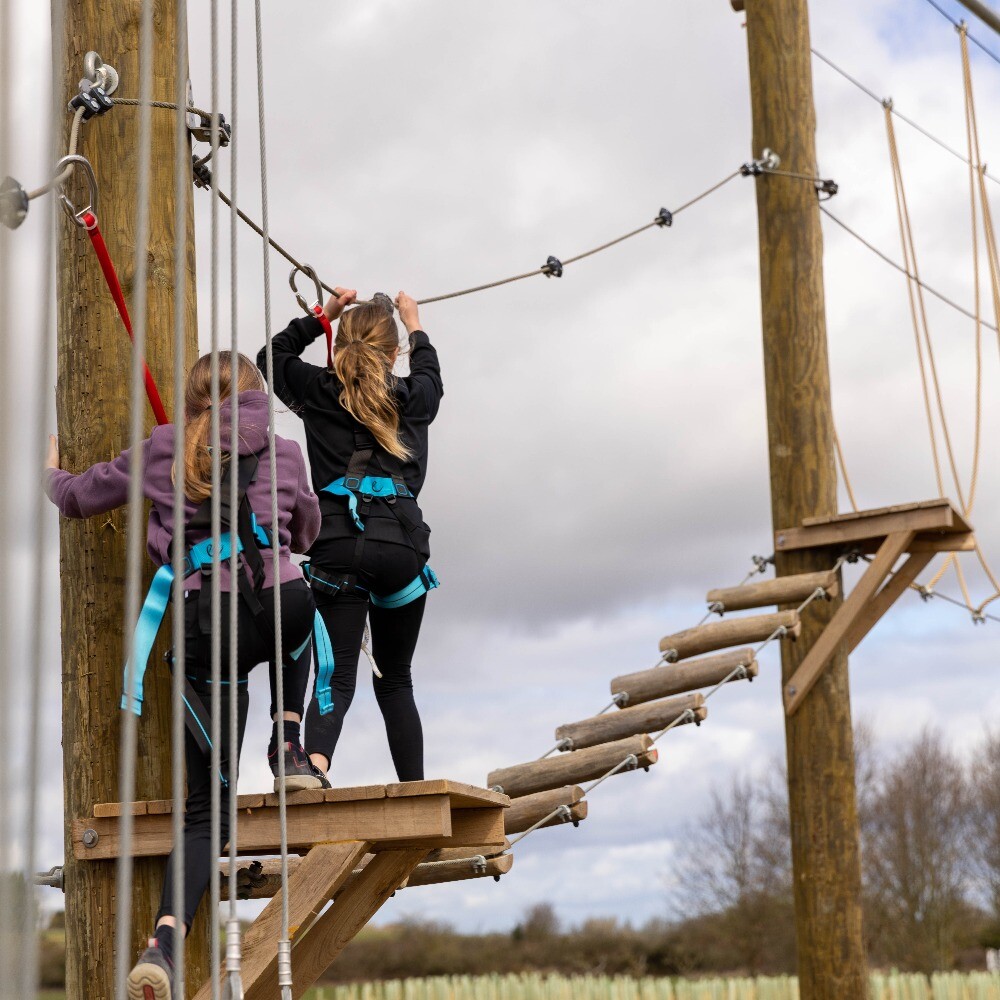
[170,1,191,993]
[208,0,224,996]
[114,0,157,993]
[225,0,244,994]
[253,3,293,995]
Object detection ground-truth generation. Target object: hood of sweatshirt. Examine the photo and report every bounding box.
[218,390,271,456]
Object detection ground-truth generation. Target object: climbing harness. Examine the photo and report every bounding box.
[55,154,170,426]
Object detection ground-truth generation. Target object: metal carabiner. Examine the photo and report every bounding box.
[289,263,324,315]
[54,155,99,229]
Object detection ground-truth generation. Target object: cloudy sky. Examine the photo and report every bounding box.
[1,0,999,938]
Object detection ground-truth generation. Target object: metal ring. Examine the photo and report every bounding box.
[289,263,323,315]
[54,155,99,228]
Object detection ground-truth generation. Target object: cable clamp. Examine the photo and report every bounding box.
[192,155,214,190]
[972,610,986,625]
[55,155,99,228]
[741,148,781,176]
[751,553,774,574]
[489,784,504,794]
[470,855,488,875]
[0,176,29,230]
[623,753,639,770]
[816,178,839,200]
[556,737,573,752]
[190,111,233,147]
[708,600,725,616]
[612,691,629,708]
[655,207,673,228]
[918,585,934,602]
[70,85,114,121]
[542,255,563,278]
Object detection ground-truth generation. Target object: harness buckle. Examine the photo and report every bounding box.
[344,476,361,491]
[394,482,409,497]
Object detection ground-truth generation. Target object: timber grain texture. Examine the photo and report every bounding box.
[611,649,758,705]
[658,611,800,659]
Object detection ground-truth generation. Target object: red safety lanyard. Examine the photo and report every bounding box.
[312,305,334,369]
[80,210,170,426]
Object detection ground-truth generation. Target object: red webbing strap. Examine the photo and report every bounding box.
[313,305,334,369]
[80,211,170,426]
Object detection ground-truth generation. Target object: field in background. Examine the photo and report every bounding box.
[303,972,1000,1000]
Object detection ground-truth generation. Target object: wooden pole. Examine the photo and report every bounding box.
[740,0,867,996]
[54,3,205,996]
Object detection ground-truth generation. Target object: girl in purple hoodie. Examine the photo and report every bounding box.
[45,351,322,997]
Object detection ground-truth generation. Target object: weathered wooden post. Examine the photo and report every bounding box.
[53,1,206,994]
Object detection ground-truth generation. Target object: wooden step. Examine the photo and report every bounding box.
[659,610,800,661]
[504,786,588,834]
[611,649,757,705]
[706,570,839,613]
[221,841,514,900]
[775,498,971,552]
[487,735,657,799]
[554,693,705,751]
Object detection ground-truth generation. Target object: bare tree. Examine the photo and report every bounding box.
[860,728,971,971]
[968,729,1000,931]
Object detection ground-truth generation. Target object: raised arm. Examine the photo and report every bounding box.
[257,287,357,409]
[44,434,149,519]
[396,291,443,421]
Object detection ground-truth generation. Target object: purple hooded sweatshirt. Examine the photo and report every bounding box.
[45,390,321,591]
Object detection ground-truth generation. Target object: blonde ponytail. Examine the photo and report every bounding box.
[333,301,409,460]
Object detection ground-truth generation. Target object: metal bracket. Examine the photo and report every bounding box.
[82,828,99,848]
[741,148,781,176]
[0,176,29,230]
[34,865,65,891]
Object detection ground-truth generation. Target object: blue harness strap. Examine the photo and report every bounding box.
[321,475,414,532]
[121,563,175,715]
[370,565,441,610]
[122,532,241,716]
[312,610,335,715]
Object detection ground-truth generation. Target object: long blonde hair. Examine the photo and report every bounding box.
[182,351,265,503]
[333,299,409,460]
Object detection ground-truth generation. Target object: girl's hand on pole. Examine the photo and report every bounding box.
[396,291,421,334]
[46,434,60,471]
[323,287,357,323]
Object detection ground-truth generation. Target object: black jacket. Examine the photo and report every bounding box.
[259,315,443,550]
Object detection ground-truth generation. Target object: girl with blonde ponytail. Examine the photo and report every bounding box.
[263,286,444,784]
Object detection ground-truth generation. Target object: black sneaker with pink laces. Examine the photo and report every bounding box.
[268,741,323,792]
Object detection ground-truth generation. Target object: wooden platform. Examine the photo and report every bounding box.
[76,780,509,1000]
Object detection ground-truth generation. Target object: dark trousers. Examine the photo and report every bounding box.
[304,539,427,782]
[156,578,314,929]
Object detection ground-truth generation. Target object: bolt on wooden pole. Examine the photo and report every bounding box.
[54,1,207,995]
[738,0,868,996]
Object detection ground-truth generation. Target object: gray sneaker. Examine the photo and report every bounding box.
[127,944,173,1000]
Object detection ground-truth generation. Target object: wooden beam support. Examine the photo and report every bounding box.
[784,531,915,715]
[611,649,757,706]
[287,849,429,999]
[194,842,370,1000]
[487,735,657,799]
[659,610,800,660]
[504,786,587,835]
[706,570,839,612]
[775,499,968,552]
[846,551,935,653]
[554,694,705,750]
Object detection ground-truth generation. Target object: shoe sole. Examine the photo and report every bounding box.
[274,774,323,792]
[127,963,171,1000]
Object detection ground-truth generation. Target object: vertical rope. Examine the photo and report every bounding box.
[226,0,243,988]
[225,0,244,992]
[208,0,224,996]
[833,426,860,512]
[114,0,157,992]
[170,0,191,993]
[253,3,293,994]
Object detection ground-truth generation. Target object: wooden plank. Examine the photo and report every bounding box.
[373,804,505,852]
[847,551,935,653]
[195,842,369,1000]
[858,531,975,554]
[385,780,509,809]
[775,500,967,551]
[505,787,587,835]
[659,611,800,660]
[286,849,429,999]
[487,735,657,799]
[785,530,915,715]
[406,853,513,887]
[801,499,953,526]
[92,802,147,818]
[261,785,387,808]
[706,570,839,612]
[73,795,452,861]
[611,649,757,706]
[554,694,705,750]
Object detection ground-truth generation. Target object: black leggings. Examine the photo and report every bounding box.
[156,578,314,929]
[305,540,427,782]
